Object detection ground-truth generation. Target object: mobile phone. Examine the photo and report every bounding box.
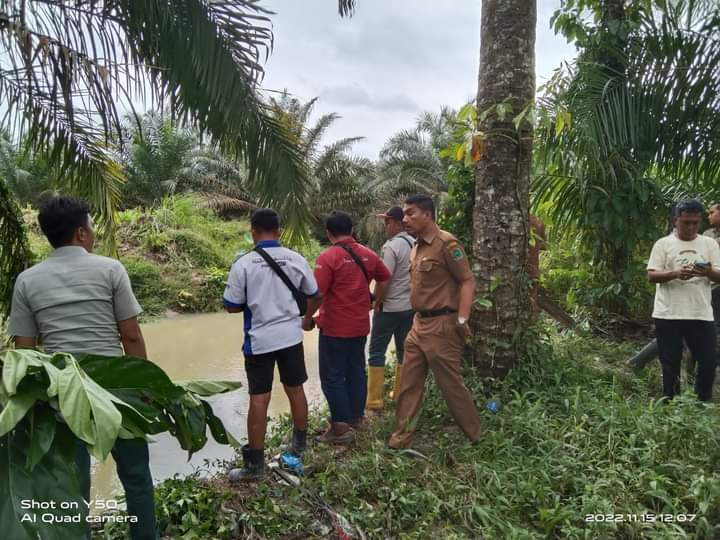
[694,261,711,269]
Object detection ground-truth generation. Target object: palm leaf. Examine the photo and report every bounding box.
[0,176,33,318]
[534,0,720,258]
[338,0,356,17]
[0,0,312,253]
[117,0,313,239]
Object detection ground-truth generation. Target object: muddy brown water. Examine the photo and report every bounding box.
[90,312,331,502]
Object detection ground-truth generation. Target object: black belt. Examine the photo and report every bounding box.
[417,307,456,318]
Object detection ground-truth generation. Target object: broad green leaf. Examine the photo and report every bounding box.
[175,380,242,396]
[57,358,122,460]
[79,355,184,398]
[458,103,476,122]
[0,393,37,437]
[26,405,56,471]
[43,361,63,399]
[0,423,86,540]
[2,349,29,396]
[202,401,240,448]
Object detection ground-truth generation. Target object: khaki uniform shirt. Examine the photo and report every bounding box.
[8,246,142,356]
[409,225,473,312]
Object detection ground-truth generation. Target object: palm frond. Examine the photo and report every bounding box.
[115,0,313,240]
[313,136,365,177]
[338,0,356,18]
[0,176,33,318]
[0,1,312,246]
[534,0,720,254]
[198,192,256,215]
[304,113,340,159]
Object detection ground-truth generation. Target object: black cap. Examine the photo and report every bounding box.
[376,206,404,222]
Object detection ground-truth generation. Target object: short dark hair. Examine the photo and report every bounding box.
[404,194,435,220]
[674,199,705,217]
[38,196,91,248]
[325,210,353,236]
[250,208,280,232]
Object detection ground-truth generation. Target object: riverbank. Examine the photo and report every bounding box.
[99,328,720,539]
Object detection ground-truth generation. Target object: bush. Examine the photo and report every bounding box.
[170,229,226,268]
[122,257,169,316]
[541,232,655,321]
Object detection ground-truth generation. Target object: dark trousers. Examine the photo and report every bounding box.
[368,309,414,367]
[76,438,157,540]
[318,334,367,422]
[654,318,716,401]
[712,289,720,365]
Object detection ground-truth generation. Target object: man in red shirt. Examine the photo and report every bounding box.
[303,211,391,444]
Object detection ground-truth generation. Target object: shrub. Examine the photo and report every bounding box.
[122,257,169,315]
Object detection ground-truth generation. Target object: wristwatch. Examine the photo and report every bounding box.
[458,316,467,325]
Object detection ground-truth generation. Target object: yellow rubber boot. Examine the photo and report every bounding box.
[389,364,402,401]
[366,366,385,410]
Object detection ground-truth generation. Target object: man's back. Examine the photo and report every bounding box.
[9,246,141,356]
[224,241,317,355]
[314,241,391,337]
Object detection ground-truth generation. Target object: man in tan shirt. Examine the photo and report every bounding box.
[388,194,482,449]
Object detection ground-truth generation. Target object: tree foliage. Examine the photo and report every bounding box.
[121,113,253,213]
[267,92,373,244]
[0,0,309,298]
[534,0,720,312]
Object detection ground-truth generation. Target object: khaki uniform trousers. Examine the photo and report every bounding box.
[389,313,483,448]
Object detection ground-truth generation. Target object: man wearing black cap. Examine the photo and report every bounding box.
[366,206,416,410]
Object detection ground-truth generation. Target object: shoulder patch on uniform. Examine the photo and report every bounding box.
[450,245,464,260]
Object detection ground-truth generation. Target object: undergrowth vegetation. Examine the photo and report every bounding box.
[100,328,720,539]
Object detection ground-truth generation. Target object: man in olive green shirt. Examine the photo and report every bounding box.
[9,196,157,540]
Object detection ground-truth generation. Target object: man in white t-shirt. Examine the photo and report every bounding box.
[647,199,720,401]
[223,209,321,481]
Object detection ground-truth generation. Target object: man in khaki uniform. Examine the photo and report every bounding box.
[388,194,482,449]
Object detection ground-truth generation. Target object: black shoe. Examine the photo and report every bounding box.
[229,445,265,482]
[291,428,307,455]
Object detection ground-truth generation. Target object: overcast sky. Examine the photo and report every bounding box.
[260,0,578,159]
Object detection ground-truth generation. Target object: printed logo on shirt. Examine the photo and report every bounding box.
[675,250,704,267]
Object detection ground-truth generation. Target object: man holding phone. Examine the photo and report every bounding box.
[647,199,720,401]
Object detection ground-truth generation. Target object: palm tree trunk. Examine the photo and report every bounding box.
[471,0,536,377]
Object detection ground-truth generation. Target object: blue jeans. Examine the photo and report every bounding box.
[76,438,158,539]
[368,309,414,367]
[318,334,367,422]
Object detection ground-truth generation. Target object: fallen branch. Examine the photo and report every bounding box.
[537,287,577,329]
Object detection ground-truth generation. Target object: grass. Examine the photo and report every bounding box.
[99,327,720,539]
